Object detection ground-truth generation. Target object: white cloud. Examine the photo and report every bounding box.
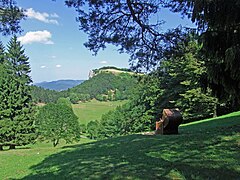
[100,61,108,64]
[25,8,59,25]
[56,64,62,68]
[18,30,54,45]
[51,13,59,18]
[51,55,57,59]
[40,65,46,69]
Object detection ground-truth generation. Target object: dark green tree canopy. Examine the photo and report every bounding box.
[0,0,25,35]
[0,36,35,149]
[65,0,186,71]
[165,0,240,104]
[36,102,81,147]
[0,41,5,63]
[7,36,32,83]
[66,0,240,106]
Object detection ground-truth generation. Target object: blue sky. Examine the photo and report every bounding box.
[1,0,194,83]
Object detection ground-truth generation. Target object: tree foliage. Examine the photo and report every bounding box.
[0,37,35,150]
[31,85,64,104]
[87,120,101,139]
[87,36,219,139]
[36,100,80,147]
[165,0,240,107]
[31,71,135,104]
[65,0,184,71]
[66,0,240,108]
[0,0,25,36]
[69,72,137,101]
[157,38,218,121]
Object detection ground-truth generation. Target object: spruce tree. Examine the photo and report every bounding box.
[0,41,5,63]
[0,42,6,150]
[0,36,36,149]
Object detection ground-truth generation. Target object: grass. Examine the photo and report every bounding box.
[0,111,240,179]
[0,138,94,180]
[72,99,127,124]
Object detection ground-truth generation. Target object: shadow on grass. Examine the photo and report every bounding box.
[1,146,31,151]
[23,119,240,179]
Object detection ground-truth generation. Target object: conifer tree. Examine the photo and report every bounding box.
[0,36,36,150]
[0,42,6,150]
[0,41,5,63]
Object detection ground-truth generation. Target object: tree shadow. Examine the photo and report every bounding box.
[22,123,240,180]
[0,146,31,151]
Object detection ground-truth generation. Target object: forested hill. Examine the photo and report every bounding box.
[69,71,138,101]
[31,69,138,103]
[35,80,85,91]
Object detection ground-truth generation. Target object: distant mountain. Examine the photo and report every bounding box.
[35,80,85,91]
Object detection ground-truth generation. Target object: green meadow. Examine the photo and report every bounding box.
[72,99,127,124]
[0,111,239,179]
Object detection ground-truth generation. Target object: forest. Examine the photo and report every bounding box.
[0,0,240,179]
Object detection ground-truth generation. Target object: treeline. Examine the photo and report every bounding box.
[84,35,235,139]
[31,86,64,103]
[31,71,137,104]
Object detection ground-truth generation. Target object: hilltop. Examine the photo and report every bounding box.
[69,68,138,101]
[89,66,139,78]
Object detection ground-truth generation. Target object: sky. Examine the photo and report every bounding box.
[1,0,195,83]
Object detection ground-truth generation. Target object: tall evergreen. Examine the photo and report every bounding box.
[0,41,6,150]
[0,36,35,150]
[0,41,5,63]
[165,0,240,108]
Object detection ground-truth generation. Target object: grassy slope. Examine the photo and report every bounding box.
[72,99,127,124]
[0,111,239,179]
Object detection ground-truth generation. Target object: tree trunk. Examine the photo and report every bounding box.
[213,103,217,118]
[53,139,59,147]
[0,145,3,151]
[213,99,218,118]
[9,145,16,150]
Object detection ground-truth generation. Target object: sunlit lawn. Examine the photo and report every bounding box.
[72,99,127,124]
[0,138,93,180]
[0,111,239,179]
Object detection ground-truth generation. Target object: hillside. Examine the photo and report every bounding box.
[35,80,85,91]
[69,71,137,100]
[1,111,240,179]
[31,68,138,103]
[31,85,65,103]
